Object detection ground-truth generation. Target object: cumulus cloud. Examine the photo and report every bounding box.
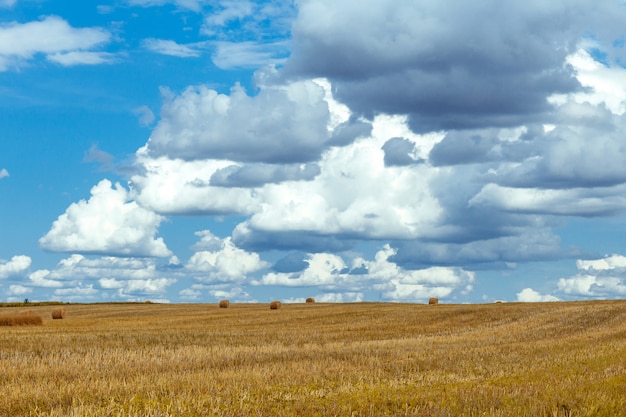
[130,152,259,215]
[39,179,171,257]
[145,80,331,163]
[557,254,626,298]
[284,0,626,132]
[27,254,177,300]
[0,255,31,279]
[186,230,269,282]
[0,168,8,179]
[254,244,474,302]
[0,16,111,71]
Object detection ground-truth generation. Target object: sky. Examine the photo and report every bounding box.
[2,1,626,304]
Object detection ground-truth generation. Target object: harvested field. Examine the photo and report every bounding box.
[1,301,625,416]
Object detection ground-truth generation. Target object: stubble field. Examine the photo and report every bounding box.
[1,300,625,416]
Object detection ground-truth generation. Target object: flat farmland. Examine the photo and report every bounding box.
[1,301,626,416]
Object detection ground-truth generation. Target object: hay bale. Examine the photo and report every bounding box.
[219,299,230,308]
[0,314,43,326]
[305,297,315,304]
[428,297,439,305]
[51,307,66,319]
[269,300,282,310]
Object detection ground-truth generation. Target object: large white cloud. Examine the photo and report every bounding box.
[0,16,111,71]
[40,179,171,257]
[0,255,31,279]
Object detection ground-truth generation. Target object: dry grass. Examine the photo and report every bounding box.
[1,301,625,416]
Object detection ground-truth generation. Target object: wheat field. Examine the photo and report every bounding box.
[1,301,625,416]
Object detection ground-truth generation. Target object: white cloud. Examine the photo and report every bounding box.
[0,168,8,179]
[27,254,178,301]
[0,16,110,71]
[0,255,31,279]
[39,179,171,257]
[186,231,269,282]
[557,254,626,298]
[203,0,253,29]
[8,285,32,296]
[254,244,474,302]
[142,38,204,57]
[130,152,259,215]
[560,49,626,115]
[28,270,63,288]
[470,183,626,217]
[314,292,363,303]
[576,254,626,271]
[258,253,347,287]
[127,0,204,12]
[47,51,116,66]
[516,288,560,302]
[145,80,331,163]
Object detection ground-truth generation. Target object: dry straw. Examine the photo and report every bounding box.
[0,314,43,326]
[428,297,439,305]
[51,307,66,319]
[219,300,230,308]
[270,301,282,310]
[305,297,315,303]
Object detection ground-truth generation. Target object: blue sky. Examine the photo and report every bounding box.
[2,0,626,304]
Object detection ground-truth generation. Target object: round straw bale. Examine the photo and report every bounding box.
[219,299,230,308]
[428,297,439,305]
[269,300,282,310]
[51,307,66,319]
[305,297,315,303]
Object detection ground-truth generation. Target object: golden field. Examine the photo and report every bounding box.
[1,300,625,416]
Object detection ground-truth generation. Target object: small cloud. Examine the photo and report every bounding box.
[97,5,115,14]
[83,144,114,171]
[133,105,155,126]
[0,0,16,8]
[47,51,116,66]
[142,38,203,58]
[516,288,560,302]
[0,168,8,179]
